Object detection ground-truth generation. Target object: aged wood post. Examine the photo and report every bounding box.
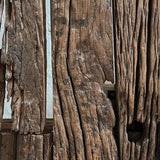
[114,0,160,159]
[2,0,46,134]
[51,0,118,159]
[1,0,46,159]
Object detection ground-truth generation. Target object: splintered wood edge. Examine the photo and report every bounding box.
[1,119,53,132]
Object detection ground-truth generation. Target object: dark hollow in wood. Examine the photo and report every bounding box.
[127,121,144,143]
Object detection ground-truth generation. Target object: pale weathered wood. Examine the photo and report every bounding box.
[51,0,117,159]
[0,132,16,160]
[1,0,46,134]
[114,0,160,159]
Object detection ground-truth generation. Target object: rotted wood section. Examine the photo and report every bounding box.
[114,0,160,159]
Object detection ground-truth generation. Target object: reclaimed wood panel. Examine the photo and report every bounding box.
[51,0,117,159]
[114,0,160,159]
[1,0,46,134]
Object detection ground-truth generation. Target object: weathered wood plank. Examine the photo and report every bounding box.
[51,0,117,159]
[51,0,85,159]
[2,0,46,134]
[17,134,43,160]
[0,132,16,160]
[114,0,160,159]
[43,133,52,160]
[68,0,117,159]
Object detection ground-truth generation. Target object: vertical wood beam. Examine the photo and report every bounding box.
[51,0,117,159]
[2,0,46,134]
[114,0,160,159]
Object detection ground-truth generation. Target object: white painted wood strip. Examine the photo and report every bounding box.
[46,0,53,118]
[1,0,12,119]
[2,0,54,119]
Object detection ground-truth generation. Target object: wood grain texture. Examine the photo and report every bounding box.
[51,0,85,159]
[43,133,52,160]
[17,134,43,160]
[0,132,53,159]
[114,0,160,159]
[51,0,117,159]
[0,132,16,160]
[1,0,46,134]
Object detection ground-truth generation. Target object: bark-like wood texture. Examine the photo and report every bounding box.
[114,0,160,159]
[1,0,46,134]
[51,0,117,159]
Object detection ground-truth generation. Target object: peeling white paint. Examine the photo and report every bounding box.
[2,0,54,119]
[1,0,12,119]
[46,0,53,118]
[0,0,5,49]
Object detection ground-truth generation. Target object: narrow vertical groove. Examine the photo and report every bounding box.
[111,0,120,158]
[134,17,142,120]
[66,0,86,159]
[111,0,116,84]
